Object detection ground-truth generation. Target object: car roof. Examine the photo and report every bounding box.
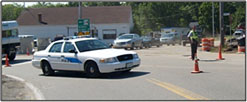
[234,31,244,34]
[52,37,97,43]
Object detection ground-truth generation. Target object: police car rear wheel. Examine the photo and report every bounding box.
[85,61,100,78]
[41,61,54,76]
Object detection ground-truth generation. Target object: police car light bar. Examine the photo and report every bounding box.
[63,35,92,40]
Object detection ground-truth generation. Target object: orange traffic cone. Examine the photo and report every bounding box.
[191,59,202,73]
[26,48,30,56]
[217,44,225,60]
[5,54,10,67]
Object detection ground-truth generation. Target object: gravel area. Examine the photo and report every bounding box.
[2,75,35,100]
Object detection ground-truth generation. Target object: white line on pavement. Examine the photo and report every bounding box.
[3,74,45,100]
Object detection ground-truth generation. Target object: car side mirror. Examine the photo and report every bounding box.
[69,49,77,54]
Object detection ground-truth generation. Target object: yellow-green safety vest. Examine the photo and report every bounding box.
[190,30,199,41]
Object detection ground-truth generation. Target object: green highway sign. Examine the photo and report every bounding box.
[78,19,90,32]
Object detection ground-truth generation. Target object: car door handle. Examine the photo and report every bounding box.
[61,55,64,57]
[48,55,51,57]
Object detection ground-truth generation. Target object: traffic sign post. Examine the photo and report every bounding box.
[78,19,90,36]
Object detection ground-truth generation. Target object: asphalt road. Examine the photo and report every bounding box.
[2,45,245,101]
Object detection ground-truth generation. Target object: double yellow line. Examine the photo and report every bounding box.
[147,78,209,100]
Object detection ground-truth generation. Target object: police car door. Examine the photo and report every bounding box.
[59,42,82,71]
[47,42,64,70]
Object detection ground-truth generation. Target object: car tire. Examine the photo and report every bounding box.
[149,44,152,48]
[167,44,170,46]
[8,51,16,61]
[140,43,143,49]
[130,43,134,50]
[41,61,55,76]
[7,47,16,61]
[85,61,100,78]
[183,42,186,46]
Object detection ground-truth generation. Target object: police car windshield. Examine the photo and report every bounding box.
[118,35,134,39]
[75,40,110,52]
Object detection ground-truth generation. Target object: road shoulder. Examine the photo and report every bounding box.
[2,74,44,100]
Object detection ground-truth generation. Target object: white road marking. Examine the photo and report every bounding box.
[3,74,45,100]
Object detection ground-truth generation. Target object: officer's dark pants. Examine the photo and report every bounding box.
[191,39,198,60]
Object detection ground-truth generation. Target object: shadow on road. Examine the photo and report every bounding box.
[199,59,218,62]
[182,55,191,57]
[101,71,150,79]
[39,71,150,79]
[2,59,31,65]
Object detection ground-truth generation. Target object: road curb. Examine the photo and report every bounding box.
[3,74,45,100]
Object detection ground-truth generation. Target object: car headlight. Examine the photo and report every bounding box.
[100,57,118,63]
[133,54,139,59]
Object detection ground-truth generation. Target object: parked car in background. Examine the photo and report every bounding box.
[233,29,245,38]
[32,36,141,78]
[142,36,152,48]
[160,33,179,46]
[181,31,191,46]
[142,36,162,48]
[113,34,143,50]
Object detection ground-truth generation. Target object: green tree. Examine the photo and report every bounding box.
[199,2,213,34]
[2,4,24,21]
[198,2,221,35]
[29,2,67,8]
[232,4,245,30]
[67,2,121,7]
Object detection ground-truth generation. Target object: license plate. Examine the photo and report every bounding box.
[126,62,133,68]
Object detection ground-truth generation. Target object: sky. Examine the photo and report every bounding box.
[2,2,68,7]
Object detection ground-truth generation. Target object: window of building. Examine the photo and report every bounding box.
[103,29,117,39]
[2,29,18,38]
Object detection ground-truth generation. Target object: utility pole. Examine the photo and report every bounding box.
[212,2,215,38]
[78,2,82,19]
[219,2,225,46]
[23,2,25,8]
[77,2,82,36]
[229,14,232,43]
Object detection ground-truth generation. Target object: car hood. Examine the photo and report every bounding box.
[114,39,132,43]
[79,48,136,58]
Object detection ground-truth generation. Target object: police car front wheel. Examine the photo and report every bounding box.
[85,61,100,78]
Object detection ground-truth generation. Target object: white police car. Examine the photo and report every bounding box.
[32,36,140,77]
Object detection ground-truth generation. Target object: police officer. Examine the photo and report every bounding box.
[187,26,199,60]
